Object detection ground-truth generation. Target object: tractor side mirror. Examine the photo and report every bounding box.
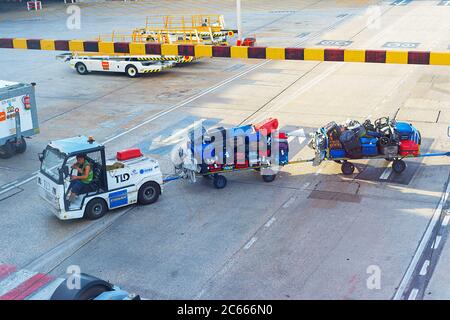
[38,152,44,162]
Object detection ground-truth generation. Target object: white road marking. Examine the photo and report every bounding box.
[379,167,392,180]
[442,215,450,227]
[302,182,311,190]
[408,288,419,300]
[432,236,442,250]
[244,237,257,250]
[26,278,65,300]
[419,260,430,276]
[288,129,306,145]
[393,181,450,299]
[265,217,276,228]
[282,196,296,208]
[161,118,206,145]
[0,269,37,297]
[0,175,38,197]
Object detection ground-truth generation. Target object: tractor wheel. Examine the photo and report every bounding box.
[126,65,139,78]
[341,161,355,175]
[0,141,15,159]
[75,62,88,75]
[392,159,406,174]
[50,273,113,300]
[15,137,27,154]
[84,198,107,220]
[262,174,276,183]
[213,175,227,189]
[138,181,160,205]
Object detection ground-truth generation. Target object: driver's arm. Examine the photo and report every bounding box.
[72,165,91,181]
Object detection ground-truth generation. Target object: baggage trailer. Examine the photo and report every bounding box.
[0,81,39,159]
[173,118,290,189]
[308,117,449,175]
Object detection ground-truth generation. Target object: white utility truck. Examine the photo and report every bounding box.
[58,54,178,77]
[38,136,163,220]
[0,81,39,158]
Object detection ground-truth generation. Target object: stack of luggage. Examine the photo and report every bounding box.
[315,117,421,160]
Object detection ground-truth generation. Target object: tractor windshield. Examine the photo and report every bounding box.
[41,148,66,183]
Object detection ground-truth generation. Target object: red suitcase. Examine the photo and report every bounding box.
[399,140,420,156]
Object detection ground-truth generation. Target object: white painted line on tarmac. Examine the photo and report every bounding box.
[282,196,296,208]
[408,288,419,300]
[161,118,206,145]
[302,182,311,190]
[393,181,450,300]
[265,217,276,228]
[379,167,392,180]
[432,235,442,250]
[288,129,306,145]
[419,260,430,276]
[244,237,257,250]
[0,175,38,197]
[442,215,450,227]
[0,269,37,297]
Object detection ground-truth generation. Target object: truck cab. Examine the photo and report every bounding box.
[38,136,163,220]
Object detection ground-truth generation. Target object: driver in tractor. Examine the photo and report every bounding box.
[67,154,93,203]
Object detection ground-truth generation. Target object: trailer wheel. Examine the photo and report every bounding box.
[213,175,227,189]
[0,142,15,159]
[84,198,107,220]
[15,137,27,154]
[392,159,406,174]
[138,181,160,205]
[126,65,139,78]
[75,62,88,75]
[262,174,276,183]
[50,273,113,300]
[341,161,355,175]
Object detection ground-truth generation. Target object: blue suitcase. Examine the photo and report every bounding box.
[360,137,378,156]
[330,149,346,159]
[395,122,414,140]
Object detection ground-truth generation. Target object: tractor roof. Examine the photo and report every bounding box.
[48,136,103,156]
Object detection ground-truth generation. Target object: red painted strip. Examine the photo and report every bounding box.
[212,45,231,58]
[408,51,430,65]
[178,44,195,56]
[114,42,130,54]
[145,43,161,55]
[0,264,16,280]
[324,48,344,61]
[248,47,266,59]
[54,40,69,51]
[26,39,41,50]
[365,50,386,63]
[83,41,99,53]
[285,48,304,60]
[0,38,14,49]
[0,273,54,300]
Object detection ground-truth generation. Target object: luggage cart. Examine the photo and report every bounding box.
[308,117,449,175]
